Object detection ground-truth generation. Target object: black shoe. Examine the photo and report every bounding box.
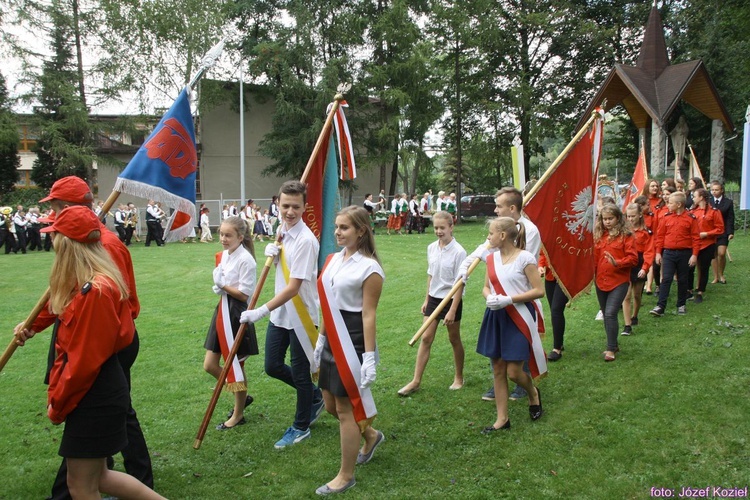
[226,395,254,420]
[694,294,703,304]
[529,388,543,421]
[631,316,639,326]
[216,417,246,430]
[547,350,562,362]
[649,306,664,317]
[481,419,511,433]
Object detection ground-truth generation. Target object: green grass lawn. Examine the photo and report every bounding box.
[1,221,748,499]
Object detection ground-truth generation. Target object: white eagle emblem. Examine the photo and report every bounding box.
[562,186,594,241]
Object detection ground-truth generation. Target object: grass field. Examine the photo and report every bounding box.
[1,221,748,499]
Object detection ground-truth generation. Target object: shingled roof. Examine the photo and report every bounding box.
[577,5,734,132]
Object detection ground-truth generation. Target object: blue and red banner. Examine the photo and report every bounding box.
[114,87,197,241]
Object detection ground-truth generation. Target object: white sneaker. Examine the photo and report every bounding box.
[595,310,604,321]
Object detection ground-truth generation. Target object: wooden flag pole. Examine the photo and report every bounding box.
[194,88,347,449]
[408,108,604,346]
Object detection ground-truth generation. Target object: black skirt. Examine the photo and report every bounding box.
[59,355,129,458]
[204,295,259,358]
[630,253,646,283]
[319,311,364,398]
[424,294,463,321]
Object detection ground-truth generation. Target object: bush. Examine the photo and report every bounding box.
[0,186,50,209]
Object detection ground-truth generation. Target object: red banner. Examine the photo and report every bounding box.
[524,118,603,300]
[622,144,648,209]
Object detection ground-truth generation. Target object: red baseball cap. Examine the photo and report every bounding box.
[41,206,101,243]
[39,176,94,204]
[38,210,56,224]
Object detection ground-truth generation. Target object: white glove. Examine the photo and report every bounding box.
[311,335,326,373]
[264,243,280,258]
[455,269,468,284]
[360,352,377,389]
[240,304,270,324]
[212,285,225,295]
[486,294,513,310]
[212,266,225,288]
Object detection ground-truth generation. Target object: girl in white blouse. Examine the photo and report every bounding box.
[203,216,258,430]
[313,206,384,495]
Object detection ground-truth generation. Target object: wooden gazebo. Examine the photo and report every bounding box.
[578,3,734,179]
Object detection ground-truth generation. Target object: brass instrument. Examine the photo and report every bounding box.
[124,208,138,228]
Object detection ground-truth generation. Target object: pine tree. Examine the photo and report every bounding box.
[0,72,21,195]
[30,2,94,190]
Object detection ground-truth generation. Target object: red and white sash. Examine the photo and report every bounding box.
[214,252,246,392]
[487,253,548,382]
[318,253,377,431]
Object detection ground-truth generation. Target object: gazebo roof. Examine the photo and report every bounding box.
[577,5,734,132]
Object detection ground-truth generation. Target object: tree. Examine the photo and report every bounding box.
[0,71,20,195]
[670,0,750,181]
[30,2,94,189]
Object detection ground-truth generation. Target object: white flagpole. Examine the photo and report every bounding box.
[240,60,246,205]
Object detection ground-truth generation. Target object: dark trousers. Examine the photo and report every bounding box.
[115,224,127,242]
[596,282,629,351]
[49,332,154,500]
[27,225,43,251]
[14,224,27,253]
[3,230,17,253]
[657,249,692,309]
[44,233,52,251]
[688,244,715,294]
[145,220,164,246]
[264,322,320,430]
[545,279,569,350]
[124,226,134,246]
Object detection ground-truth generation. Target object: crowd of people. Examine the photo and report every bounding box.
[0,204,53,253]
[361,189,459,236]
[8,174,738,497]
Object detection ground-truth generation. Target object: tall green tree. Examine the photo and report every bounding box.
[670,0,750,181]
[0,72,21,195]
[30,2,94,189]
[427,0,485,214]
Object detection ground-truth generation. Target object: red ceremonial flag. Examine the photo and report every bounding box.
[622,143,648,209]
[524,113,604,300]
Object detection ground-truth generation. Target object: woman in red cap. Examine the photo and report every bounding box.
[39,206,164,499]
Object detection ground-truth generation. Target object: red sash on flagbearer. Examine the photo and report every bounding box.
[214,252,245,392]
[318,254,376,431]
[486,253,548,382]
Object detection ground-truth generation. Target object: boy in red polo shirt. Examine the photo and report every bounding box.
[650,192,701,316]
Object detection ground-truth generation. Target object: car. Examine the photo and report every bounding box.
[460,194,496,219]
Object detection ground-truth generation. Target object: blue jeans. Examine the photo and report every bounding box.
[596,282,629,351]
[264,322,319,430]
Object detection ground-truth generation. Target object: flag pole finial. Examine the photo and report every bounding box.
[335,83,351,102]
[745,105,750,123]
[188,39,226,89]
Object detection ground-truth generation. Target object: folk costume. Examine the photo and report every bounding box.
[387,198,401,232]
[318,249,384,429]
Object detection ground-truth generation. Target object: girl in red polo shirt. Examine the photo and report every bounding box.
[41,206,163,499]
[621,203,654,335]
[594,204,638,362]
[689,188,724,303]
